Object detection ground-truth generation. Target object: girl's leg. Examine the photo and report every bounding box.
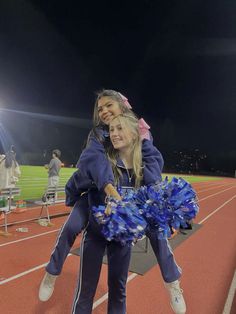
[146,230,186,314]
[39,195,89,302]
[107,242,131,314]
[146,229,181,283]
[72,230,106,314]
[46,195,89,275]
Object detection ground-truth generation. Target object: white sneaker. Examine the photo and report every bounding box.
[39,272,58,301]
[165,280,186,314]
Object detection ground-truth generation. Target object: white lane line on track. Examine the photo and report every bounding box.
[94,193,236,310]
[193,181,227,186]
[197,184,233,193]
[0,229,60,247]
[1,191,235,313]
[198,186,236,202]
[0,191,234,287]
[0,212,66,229]
[0,263,47,285]
[199,195,236,224]
[0,202,65,219]
[1,185,235,248]
[92,293,108,309]
[0,253,72,285]
[222,270,236,314]
[92,273,138,309]
[91,195,236,311]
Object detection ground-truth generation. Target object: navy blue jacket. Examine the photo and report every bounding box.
[77,126,164,188]
[87,158,137,237]
[65,125,164,206]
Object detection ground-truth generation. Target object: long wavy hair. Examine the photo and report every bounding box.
[107,114,143,188]
[88,89,137,146]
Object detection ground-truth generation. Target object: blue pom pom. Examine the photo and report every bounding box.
[92,199,147,245]
[92,177,199,242]
[135,177,199,238]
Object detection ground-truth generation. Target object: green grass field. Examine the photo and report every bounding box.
[13,166,222,201]
[15,165,76,201]
[162,174,222,183]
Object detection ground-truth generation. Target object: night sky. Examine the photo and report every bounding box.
[0,0,235,174]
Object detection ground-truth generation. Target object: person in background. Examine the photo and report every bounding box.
[0,146,21,190]
[0,146,21,217]
[45,149,62,188]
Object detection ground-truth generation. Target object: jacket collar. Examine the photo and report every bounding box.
[116,157,144,169]
[116,157,126,169]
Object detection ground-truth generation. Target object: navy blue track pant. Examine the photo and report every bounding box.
[72,230,131,314]
[46,195,89,275]
[46,200,181,283]
[146,229,181,283]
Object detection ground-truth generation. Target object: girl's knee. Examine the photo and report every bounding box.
[63,222,82,235]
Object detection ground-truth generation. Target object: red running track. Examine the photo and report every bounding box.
[0,178,235,313]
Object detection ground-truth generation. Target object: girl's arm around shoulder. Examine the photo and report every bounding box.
[142,139,164,170]
[65,170,93,206]
[142,139,164,185]
[77,127,115,191]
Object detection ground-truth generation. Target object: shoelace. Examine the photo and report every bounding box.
[44,276,54,288]
[170,286,184,298]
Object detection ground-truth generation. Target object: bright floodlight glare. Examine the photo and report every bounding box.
[2,109,92,129]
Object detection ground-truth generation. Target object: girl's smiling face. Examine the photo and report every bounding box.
[97,97,123,125]
[109,117,134,151]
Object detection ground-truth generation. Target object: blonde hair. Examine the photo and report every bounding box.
[107,114,143,188]
[93,89,135,126]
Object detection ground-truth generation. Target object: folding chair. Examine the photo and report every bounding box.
[0,187,21,236]
[39,186,65,226]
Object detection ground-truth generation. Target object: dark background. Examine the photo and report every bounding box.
[0,0,235,175]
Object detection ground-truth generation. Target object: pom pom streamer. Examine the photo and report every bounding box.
[92,200,147,245]
[135,177,199,238]
[92,177,199,243]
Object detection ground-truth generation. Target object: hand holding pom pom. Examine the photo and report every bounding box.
[105,202,112,215]
[93,177,199,242]
[92,199,147,245]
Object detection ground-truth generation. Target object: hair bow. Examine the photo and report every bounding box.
[118,92,132,109]
[138,118,151,140]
